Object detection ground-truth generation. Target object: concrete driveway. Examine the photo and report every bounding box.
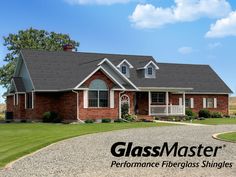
[1,125,236,177]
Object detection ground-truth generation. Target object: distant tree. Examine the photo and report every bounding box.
[0,27,79,88]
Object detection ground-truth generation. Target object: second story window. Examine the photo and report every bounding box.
[121,65,127,75]
[147,67,153,75]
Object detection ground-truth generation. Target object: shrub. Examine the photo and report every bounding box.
[121,103,129,118]
[123,114,137,122]
[211,112,222,118]
[114,119,125,123]
[198,109,211,118]
[84,119,94,123]
[102,118,111,123]
[154,116,160,120]
[42,111,61,123]
[185,108,194,117]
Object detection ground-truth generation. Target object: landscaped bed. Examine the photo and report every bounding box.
[0,122,174,168]
[216,132,236,143]
[184,118,236,125]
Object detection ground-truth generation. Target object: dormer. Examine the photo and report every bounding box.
[117,59,134,78]
[138,60,159,78]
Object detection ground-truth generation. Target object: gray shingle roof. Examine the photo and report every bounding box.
[12,77,26,92]
[20,49,232,93]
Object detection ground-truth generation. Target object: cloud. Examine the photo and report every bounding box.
[206,11,236,38]
[178,46,193,55]
[129,0,231,29]
[65,0,131,5]
[208,42,222,49]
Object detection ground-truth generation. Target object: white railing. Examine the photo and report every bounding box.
[150,105,184,116]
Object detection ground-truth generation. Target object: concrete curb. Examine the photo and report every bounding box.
[212,131,236,143]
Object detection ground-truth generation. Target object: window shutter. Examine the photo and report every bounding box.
[190,98,194,108]
[83,90,88,108]
[110,90,114,108]
[214,98,217,108]
[179,98,182,105]
[203,98,206,108]
[13,94,15,106]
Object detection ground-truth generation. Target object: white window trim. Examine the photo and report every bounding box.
[121,65,127,74]
[97,58,139,90]
[190,98,194,108]
[214,98,217,108]
[75,65,125,90]
[88,89,109,108]
[137,60,159,70]
[110,90,115,108]
[117,59,134,68]
[25,92,34,109]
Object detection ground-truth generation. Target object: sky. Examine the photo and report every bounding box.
[0,0,236,102]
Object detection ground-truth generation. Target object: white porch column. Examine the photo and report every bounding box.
[183,92,186,115]
[148,91,151,116]
[166,91,169,116]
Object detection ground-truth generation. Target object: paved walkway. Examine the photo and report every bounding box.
[154,120,210,126]
[1,125,236,177]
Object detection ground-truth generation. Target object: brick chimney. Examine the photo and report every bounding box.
[63,44,73,52]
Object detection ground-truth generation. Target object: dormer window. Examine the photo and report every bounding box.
[117,59,133,78]
[137,60,159,79]
[147,67,153,75]
[121,65,127,74]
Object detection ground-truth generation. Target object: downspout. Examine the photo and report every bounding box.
[72,90,84,123]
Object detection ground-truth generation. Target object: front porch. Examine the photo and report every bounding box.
[135,91,186,116]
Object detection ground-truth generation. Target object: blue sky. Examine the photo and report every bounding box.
[0,0,236,102]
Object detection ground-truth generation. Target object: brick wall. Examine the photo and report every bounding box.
[170,94,229,115]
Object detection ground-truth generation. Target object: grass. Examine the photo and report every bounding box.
[0,122,174,168]
[185,118,236,125]
[217,132,236,143]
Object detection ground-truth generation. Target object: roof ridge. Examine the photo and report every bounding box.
[158,62,209,66]
[21,49,153,58]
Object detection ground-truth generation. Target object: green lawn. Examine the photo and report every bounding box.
[0,122,173,168]
[217,132,236,143]
[185,118,236,125]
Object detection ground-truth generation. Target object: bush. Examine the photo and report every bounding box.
[123,114,137,122]
[84,119,94,123]
[211,112,222,118]
[198,109,211,118]
[42,111,61,123]
[154,116,160,120]
[102,118,111,123]
[185,108,194,117]
[20,120,27,123]
[121,103,129,118]
[114,119,125,123]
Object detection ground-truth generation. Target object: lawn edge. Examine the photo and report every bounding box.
[212,131,236,143]
[2,123,175,170]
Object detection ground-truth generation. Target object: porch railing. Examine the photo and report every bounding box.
[150,105,184,116]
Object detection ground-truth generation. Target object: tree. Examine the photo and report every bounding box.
[0,27,79,88]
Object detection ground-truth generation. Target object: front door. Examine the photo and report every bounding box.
[135,92,149,115]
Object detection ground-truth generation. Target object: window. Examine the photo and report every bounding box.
[121,66,127,74]
[206,98,214,108]
[185,98,190,108]
[26,92,33,109]
[147,67,153,75]
[151,92,165,104]
[88,79,108,108]
[14,94,18,106]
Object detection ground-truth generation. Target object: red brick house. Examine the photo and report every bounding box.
[6,46,232,121]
